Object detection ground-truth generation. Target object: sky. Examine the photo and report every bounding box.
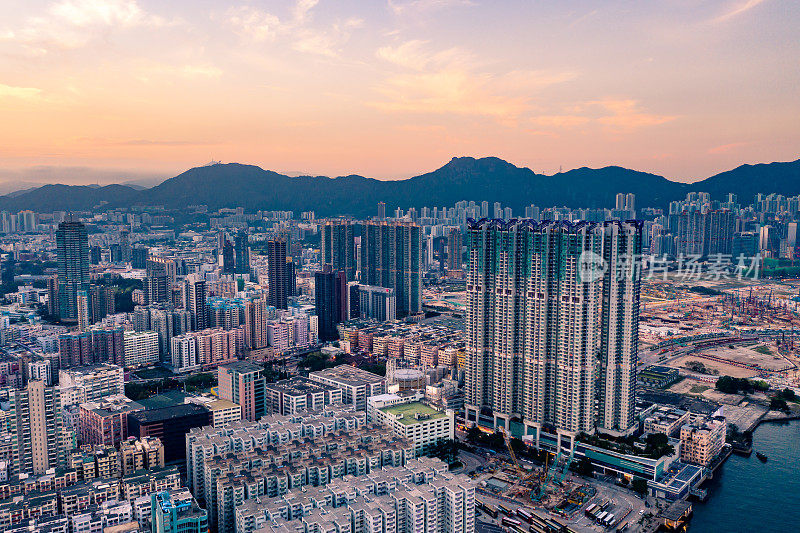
[0,0,798,187]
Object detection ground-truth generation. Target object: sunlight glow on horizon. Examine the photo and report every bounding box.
[0,0,797,185]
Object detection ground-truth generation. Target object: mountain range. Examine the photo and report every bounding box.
[0,156,798,217]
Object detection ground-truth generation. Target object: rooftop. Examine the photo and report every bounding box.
[128,403,208,424]
[310,365,385,386]
[266,377,339,397]
[219,360,263,374]
[380,402,446,425]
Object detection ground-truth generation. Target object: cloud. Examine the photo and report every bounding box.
[376,40,466,70]
[529,100,675,133]
[180,65,223,78]
[388,0,475,15]
[531,115,590,128]
[708,141,749,154]
[714,0,769,22]
[227,6,282,42]
[590,99,675,131]
[0,0,166,55]
[48,0,154,27]
[227,1,361,58]
[372,41,574,120]
[0,84,42,99]
[0,165,166,186]
[292,0,320,23]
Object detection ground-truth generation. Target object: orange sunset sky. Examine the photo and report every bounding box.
[0,0,798,186]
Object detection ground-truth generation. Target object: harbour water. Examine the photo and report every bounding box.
[689,419,800,532]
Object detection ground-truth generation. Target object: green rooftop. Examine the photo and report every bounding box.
[380,402,447,425]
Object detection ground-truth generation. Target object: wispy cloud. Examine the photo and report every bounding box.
[708,141,749,154]
[592,99,675,130]
[530,100,675,133]
[372,41,574,120]
[227,1,362,58]
[180,65,223,78]
[0,0,167,55]
[387,0,475,16]
[714,0,769,22]
[0,84,42,99]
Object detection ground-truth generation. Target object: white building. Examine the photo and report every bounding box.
[264,377,343,416]
[59,363,125,406]
[123,330,159,368]
[170,335,200,373]
[309,366,387,411]
[369,396,454,456]
[185,395,242,428]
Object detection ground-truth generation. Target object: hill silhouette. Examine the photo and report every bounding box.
[0,157,798,216]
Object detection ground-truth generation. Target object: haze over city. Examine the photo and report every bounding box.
[1,0,798,186]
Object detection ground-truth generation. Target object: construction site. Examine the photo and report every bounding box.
[472,431,645,533]
[639,277,800,391]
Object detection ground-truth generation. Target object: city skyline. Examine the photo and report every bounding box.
[1,0,798,186]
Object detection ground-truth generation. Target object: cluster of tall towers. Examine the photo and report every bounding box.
[463,218,642,446]
[320,220,422,318]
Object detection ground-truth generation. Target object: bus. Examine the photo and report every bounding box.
[477,501,498,518]
[596,512,608,524]
[604,514,615,528]
[498,503,515,516]
[516,509,533,523]
[502,517,522,528]
[584,504,597,518]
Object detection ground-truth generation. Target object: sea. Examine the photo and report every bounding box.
[689,419,800,532]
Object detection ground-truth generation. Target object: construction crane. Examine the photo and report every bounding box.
[532,449,562,501]
[502,429,547,498]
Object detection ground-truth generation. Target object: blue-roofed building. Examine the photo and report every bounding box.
[151,489,207,533]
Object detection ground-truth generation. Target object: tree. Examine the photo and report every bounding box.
[466,426,482,444]
[770,397,789,412]
[631,478,648,495]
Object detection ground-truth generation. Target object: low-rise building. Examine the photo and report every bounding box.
[370,398,454,456]
[184,394,242,428]
[78,395,145,446]
[265,377,343,415]
[308,366,387,410]
[120,437,165,475]
[680,416,726,466]
[151,489,208,533]
[123,331,160,368]
[643,406,691,437]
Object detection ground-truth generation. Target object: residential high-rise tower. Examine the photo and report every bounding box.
[359,221,422,317]
[321,220,356,281]
[267,238,288,309]
[56,216,90,321]
[464,218,642,449]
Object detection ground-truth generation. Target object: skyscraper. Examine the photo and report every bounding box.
[447,229,463,271]
[267,238,288,309]
[218,361,266,422]
[234,230,250,274]
[56,216,90,322]
[286,258,296,297]
[359,221,422,317]
[314,265,339,341]
[221,239,235,273]
[321,220,356,280]
[184,274,207,331]
[377,201,386,220]
[6,380,65,475]
[464,219,642,449]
